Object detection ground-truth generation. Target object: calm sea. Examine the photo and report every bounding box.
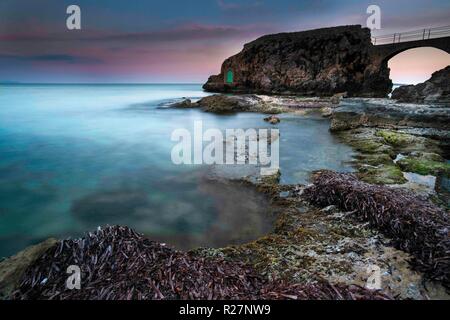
[0,84,355,257]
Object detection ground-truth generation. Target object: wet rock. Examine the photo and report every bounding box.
[196,94,258,113]
[330,98,450,132]
[169,98,193,108]
[335,127,450,187]
[165,93,338,115]
[376,130,419,148]
[392,66,450,105]
[319,107,333,118]
[397,154,450,176]
[330,92,347,105]
[304,170,450,290]
[0,238,57,299]
[260,169,281,184]
[335,127,450,207]
[358,163,407,185]
[264,115,281,124]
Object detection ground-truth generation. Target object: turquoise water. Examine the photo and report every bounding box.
[0,84,355,257]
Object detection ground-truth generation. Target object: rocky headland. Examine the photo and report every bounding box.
[392,66,450,104]
[203,25,392,97]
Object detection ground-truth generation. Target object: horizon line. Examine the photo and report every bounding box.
[0,82,205,85]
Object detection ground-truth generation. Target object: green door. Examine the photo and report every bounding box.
[226,70,233,83]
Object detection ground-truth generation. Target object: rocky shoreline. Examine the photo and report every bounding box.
[391,66,450,104]
[165,93,340,116]
[1,90,449,300]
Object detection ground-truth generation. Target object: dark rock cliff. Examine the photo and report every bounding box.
[392,66,450,104]
[203,25,392,97]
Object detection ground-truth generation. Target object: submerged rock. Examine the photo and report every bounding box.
[392,66,450,105]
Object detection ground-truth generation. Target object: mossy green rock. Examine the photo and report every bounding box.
[358,164,407,185]
[351,139,389,154]
[376,130,417,147]
[354,153,393,166]
[398,157,450,176]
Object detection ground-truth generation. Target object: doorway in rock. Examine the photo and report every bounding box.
[226,70,233,84]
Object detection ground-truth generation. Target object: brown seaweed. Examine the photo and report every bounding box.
[303,170,450,289]
[12,226,390,300]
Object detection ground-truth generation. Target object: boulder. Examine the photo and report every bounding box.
[203,25,392,97]
[330,92,347,104]
[196,94,257,113]
[263,115,281,124]
[169,98,193,108]
[392,66,450,104]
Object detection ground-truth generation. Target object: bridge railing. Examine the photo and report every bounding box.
[371,25,450,45]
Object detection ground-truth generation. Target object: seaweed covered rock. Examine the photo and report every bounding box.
[204,25,392,97]
[303,171,450,289]
[392,66,450,104]
[0,238,57,299]
[12,226,390,300]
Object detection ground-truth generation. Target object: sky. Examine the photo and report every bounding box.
[0,0,449,84]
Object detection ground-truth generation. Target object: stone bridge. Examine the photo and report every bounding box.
[369,26,450,79]
[370,36,450,66]
[203,25,450,97]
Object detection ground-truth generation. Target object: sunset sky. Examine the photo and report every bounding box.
[0,0,449,84]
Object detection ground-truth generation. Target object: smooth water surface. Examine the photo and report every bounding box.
[0,84,355,257]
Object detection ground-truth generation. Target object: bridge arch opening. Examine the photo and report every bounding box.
[386,47,450,86]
